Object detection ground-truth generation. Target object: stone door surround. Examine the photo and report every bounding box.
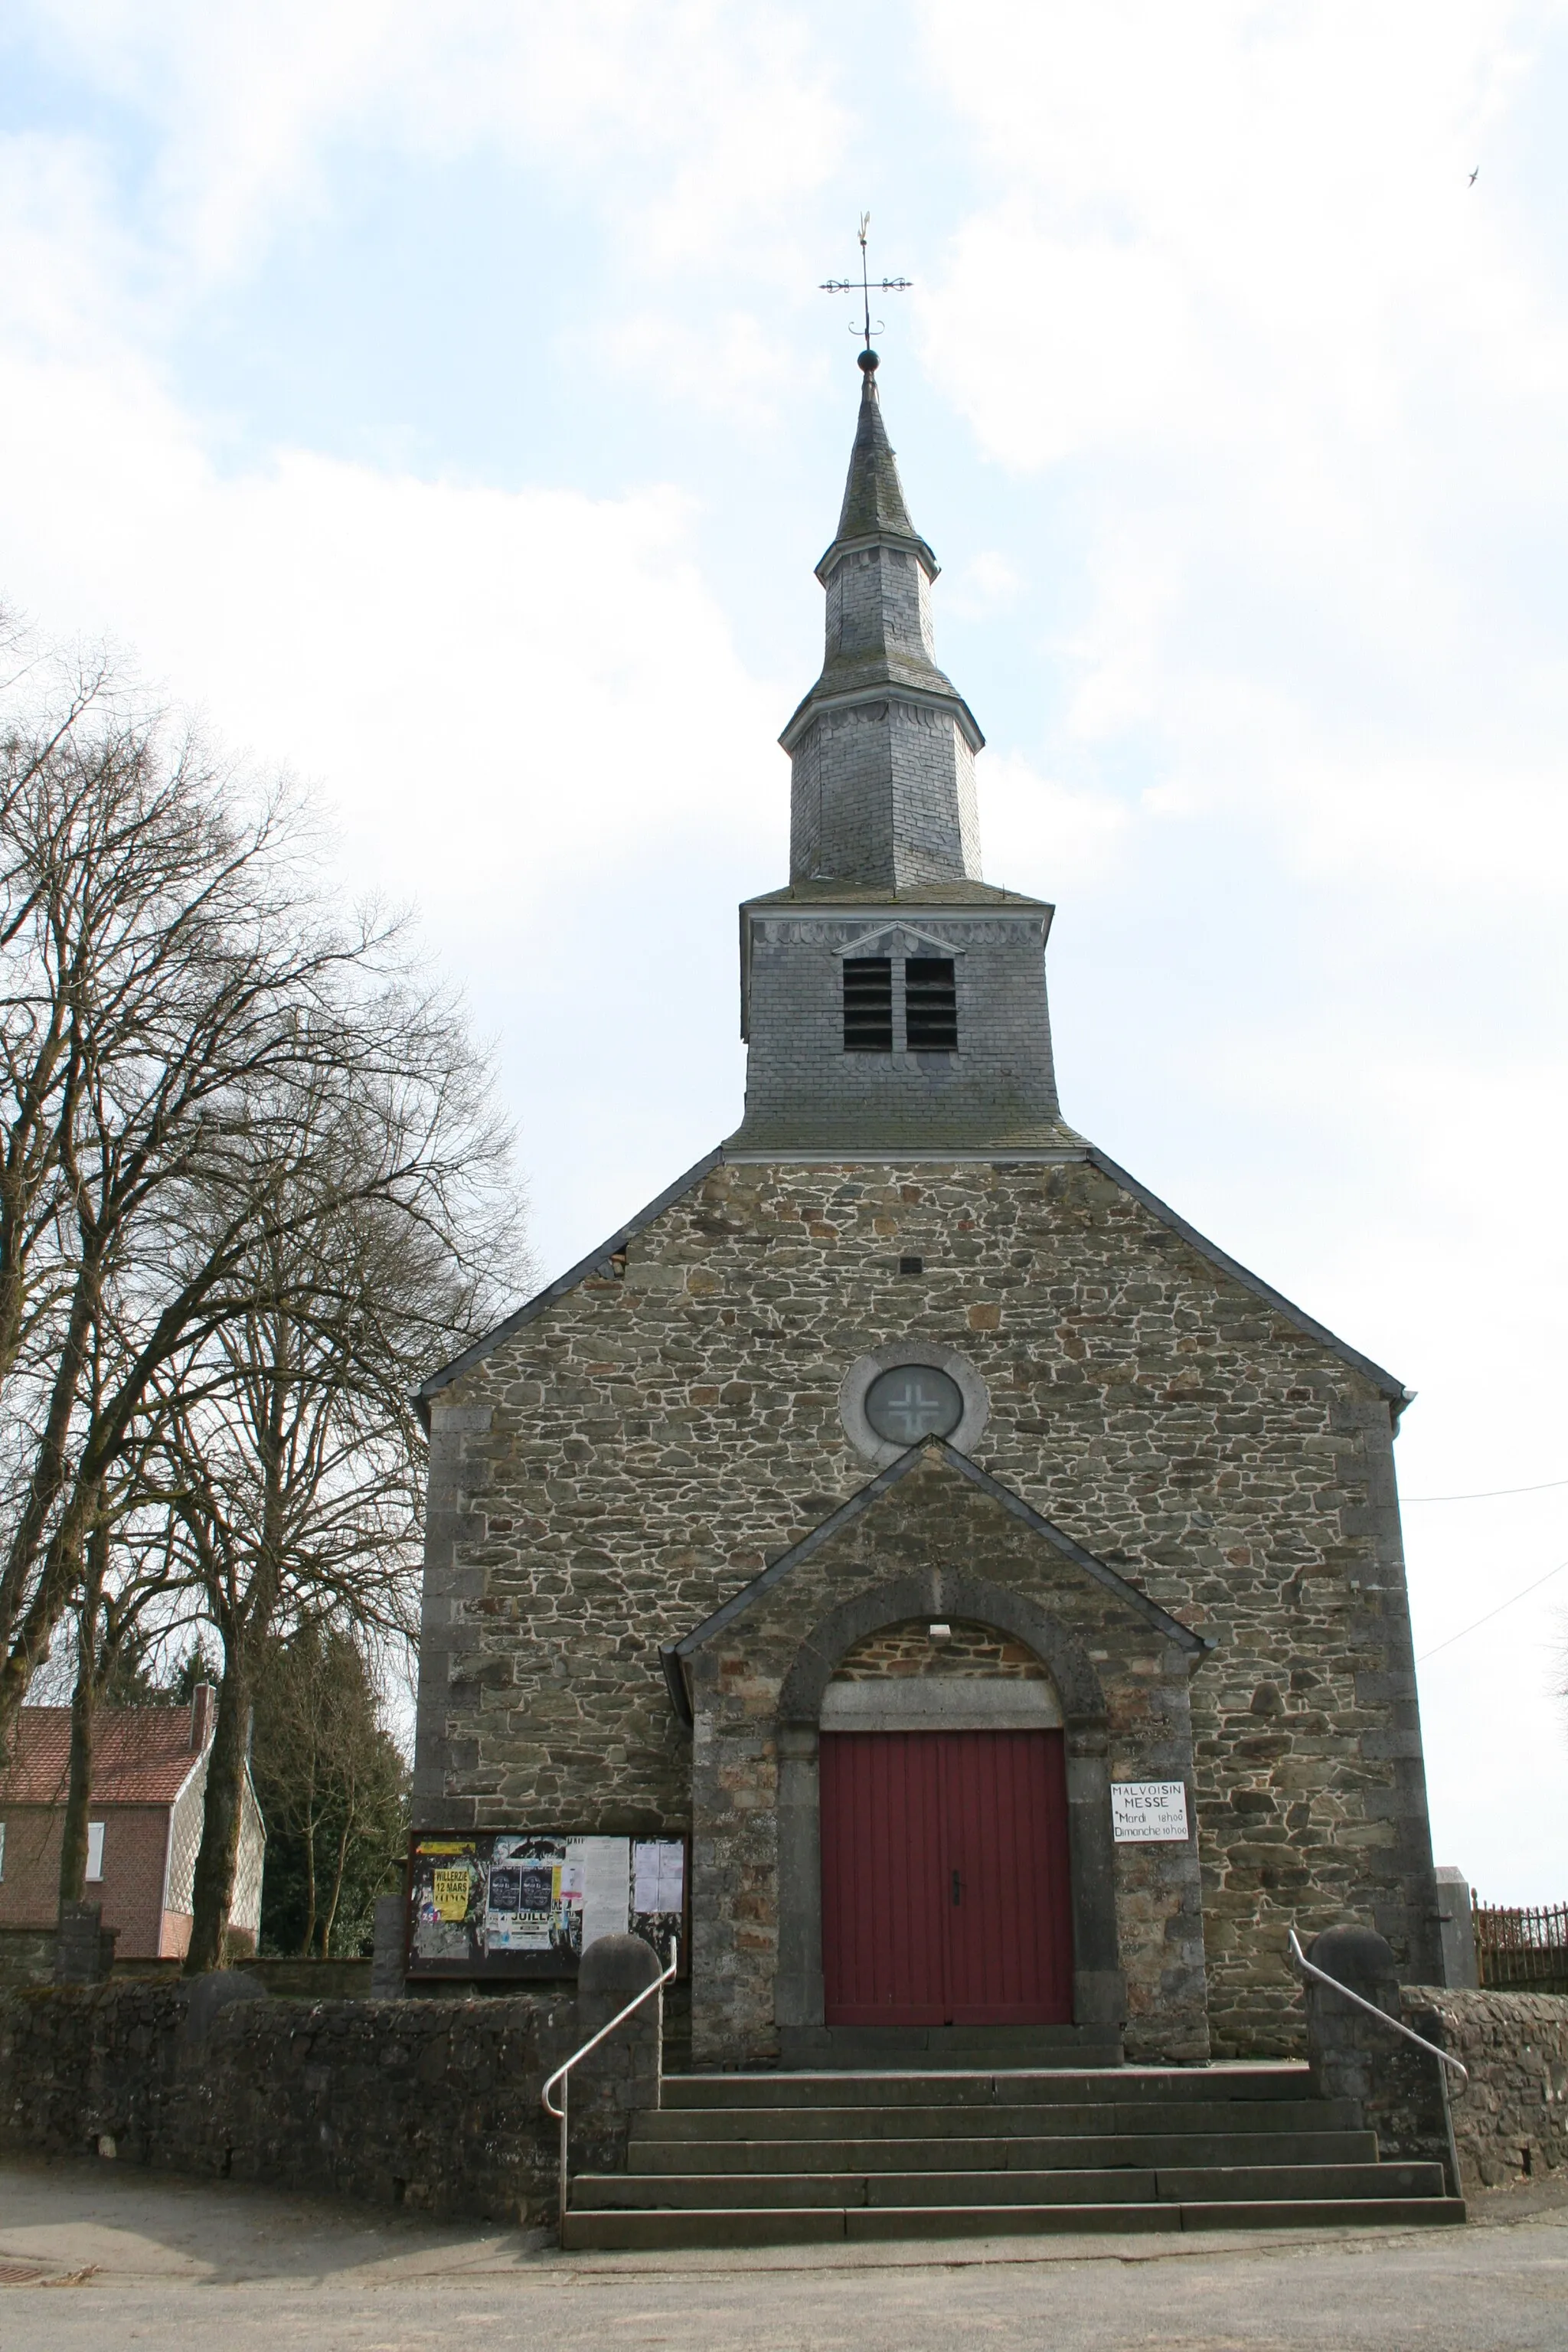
[773,1569,1126,2037]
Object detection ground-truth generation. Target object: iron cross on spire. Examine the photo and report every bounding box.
[820,212,911,353]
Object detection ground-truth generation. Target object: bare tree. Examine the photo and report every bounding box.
[152,1021,518,1971]
[55,1370,198,1909]
[0,634,511,1766]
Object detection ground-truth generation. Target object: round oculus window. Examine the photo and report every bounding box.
[862,1363,965,1446]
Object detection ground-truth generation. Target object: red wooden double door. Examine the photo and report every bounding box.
[820,1729,1075,2027]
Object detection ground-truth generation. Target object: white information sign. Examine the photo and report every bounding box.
[577,1835,632,1949]
[633,1839,684,1917]
[1110,1781,1189,1844]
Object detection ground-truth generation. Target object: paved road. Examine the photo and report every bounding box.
[2,2156,1566,2349]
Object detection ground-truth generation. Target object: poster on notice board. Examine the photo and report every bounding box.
[405,1831,687,1978]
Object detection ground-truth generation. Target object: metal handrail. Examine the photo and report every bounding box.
[542,1940,678,2236]
[1287,1929,1468,2085]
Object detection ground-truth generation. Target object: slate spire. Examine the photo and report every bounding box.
[781,354,984,890]
[828,348,924,557]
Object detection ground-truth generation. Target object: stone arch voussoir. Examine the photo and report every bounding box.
[777,1567,1109,1743]
[773,1568,1125,2046]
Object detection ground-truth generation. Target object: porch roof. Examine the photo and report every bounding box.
[659,1437,1211,1724]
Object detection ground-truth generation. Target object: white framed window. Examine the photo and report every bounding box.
[0,1820,6,1880]
[86,1820,105,1881]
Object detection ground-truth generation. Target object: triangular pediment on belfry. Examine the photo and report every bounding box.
[659,1438,1209,1724]
[829,921,969,960]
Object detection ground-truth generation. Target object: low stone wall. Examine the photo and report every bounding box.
[0,1942,662,2231]
[236,1957,374,2000]
[0,1927,54,1994]
[1301,1923,1568,2199]
[1403,1987,1568,2192]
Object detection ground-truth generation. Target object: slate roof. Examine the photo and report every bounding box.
[824,358,931,569]
[779,358,985,755]
[780,640,978,743]
[742,880,1047,910]
[0,1704,204,1807]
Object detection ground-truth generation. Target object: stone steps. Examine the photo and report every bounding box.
[779,2025,1124,2070]
[639,2096,1365,2139]
[623,2131,1380,2172]
[657,2065,1325,2108]
[564,2199,1467,2250]
[573,2161,1446,2209]
[560,2066,1465,2251]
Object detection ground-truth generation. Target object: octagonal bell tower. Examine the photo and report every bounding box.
[728,353,1080,1161]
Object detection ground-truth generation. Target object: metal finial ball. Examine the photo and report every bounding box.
[858,348,879,374]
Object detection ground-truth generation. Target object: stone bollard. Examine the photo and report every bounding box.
[175,1968,270,2067]
[565,1934,665,2187]
[54,1902,111,1987]
[371,1894,407,1999]
[1303,1923,1459,2193]
[1302,1924,1403,2109]
[1435,1868,1478,1991]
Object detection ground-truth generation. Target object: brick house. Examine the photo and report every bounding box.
[410,352,1442,2069]
[0,1689,265,1961]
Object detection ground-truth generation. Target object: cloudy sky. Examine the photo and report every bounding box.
[4,2,1566,1899]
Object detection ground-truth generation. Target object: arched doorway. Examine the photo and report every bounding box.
[771,1570,1127,2050]
[817,1619,1074,2027]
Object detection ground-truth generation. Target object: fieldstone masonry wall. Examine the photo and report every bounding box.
[10,1975,1560,2222]
[832,1618,1048,1679]
[1402,1988,1568,2193]
[0,1926,55,1992]
[0,1968,659,2230]
[416,1153,1439,2063]
[1304,1932,1568,2198]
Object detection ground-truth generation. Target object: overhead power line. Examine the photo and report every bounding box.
[1415,1558,1568,1664]
[1403,1475,1568,1504]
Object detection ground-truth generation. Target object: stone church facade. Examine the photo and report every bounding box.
[413,353,1441,2069]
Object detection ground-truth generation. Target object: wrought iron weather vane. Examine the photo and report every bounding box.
[821,212,911,353]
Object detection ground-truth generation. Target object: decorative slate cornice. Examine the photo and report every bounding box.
[778,676,985,759]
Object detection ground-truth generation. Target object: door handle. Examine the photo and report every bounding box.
[951,1869,962,1906]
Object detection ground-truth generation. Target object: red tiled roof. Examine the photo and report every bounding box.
[0,1705,204,1808]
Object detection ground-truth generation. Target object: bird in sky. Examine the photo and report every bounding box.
[1469,166,1480,185]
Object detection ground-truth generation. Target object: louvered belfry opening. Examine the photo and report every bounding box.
[904,956,958,1052]
[843,957,893,1052]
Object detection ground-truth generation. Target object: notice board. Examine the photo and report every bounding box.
[1109,1782,1190,1844]
[405,1831,688,1979]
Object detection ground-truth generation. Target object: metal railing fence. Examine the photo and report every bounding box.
[1473,1900,1568,1995]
